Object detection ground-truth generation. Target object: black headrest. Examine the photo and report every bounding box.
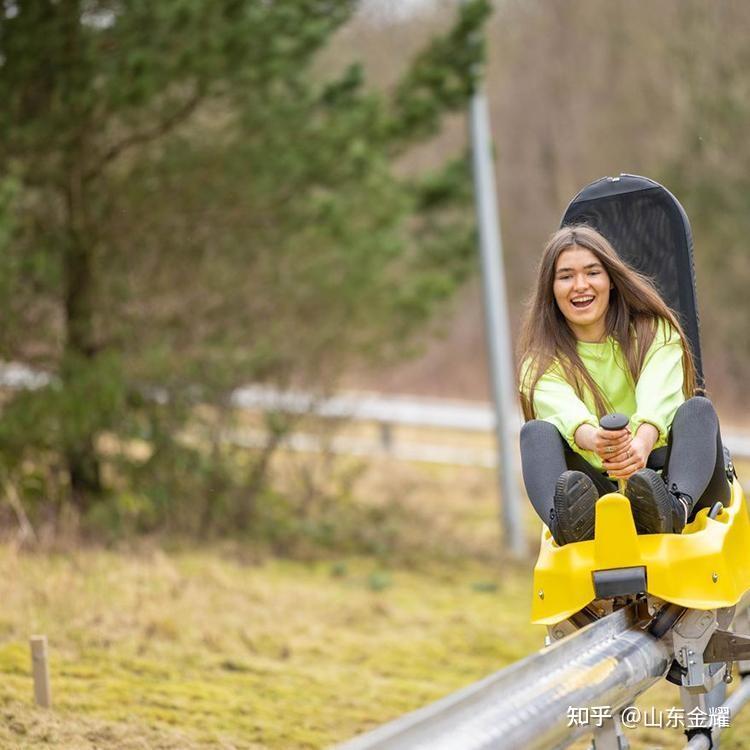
[561,174,704,389]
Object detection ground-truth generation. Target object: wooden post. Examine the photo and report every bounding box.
[379,422,393,454]
[30,635,51,708]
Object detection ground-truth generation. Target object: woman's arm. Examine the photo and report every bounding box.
[601,321,683,480]
[631,320,685,446]
[531,369,630,464]
[526,368,599,453]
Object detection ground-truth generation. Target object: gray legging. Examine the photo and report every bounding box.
[520,397,731,526]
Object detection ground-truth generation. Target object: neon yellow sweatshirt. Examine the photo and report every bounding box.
[521,319,685,470]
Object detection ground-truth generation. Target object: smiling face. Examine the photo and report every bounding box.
[553,246,613,342]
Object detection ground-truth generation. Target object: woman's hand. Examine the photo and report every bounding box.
[574,423,632,461]
[603,424,659,480]
[602,435,648,480]
[592,427,631,463]
[574,423,631,462]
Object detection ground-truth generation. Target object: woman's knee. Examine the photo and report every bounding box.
[520,420,562,454]
[673,396,718,427]
[520,419,559,441]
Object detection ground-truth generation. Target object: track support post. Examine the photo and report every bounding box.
[590,712,629,750]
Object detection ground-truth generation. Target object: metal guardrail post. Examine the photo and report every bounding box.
[467,46,525,558]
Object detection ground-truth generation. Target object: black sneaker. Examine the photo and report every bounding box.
[625,469,692,535]
[550,470,598,545]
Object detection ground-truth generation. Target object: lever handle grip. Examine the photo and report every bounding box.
[599,413,629,432]
[599,413,631,493]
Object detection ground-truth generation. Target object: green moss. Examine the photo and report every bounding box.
[0,543,748,749]
[0,642,31,676]
[0,545,541,748]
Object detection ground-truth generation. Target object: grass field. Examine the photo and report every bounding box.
[0,546,540,749]
[0,449,748,749]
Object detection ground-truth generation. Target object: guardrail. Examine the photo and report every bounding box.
[3,365,750,463]
[231,385,750,461]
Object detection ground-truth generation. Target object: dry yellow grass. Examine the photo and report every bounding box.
[0,544,540,749]
[0,450,748,749]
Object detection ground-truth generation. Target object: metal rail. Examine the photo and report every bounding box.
[230,386,750,457]
[231,386,750,460]
[684,678,750,749]
[336,604,671,750]
[2,366,749,460]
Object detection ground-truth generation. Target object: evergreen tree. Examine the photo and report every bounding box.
[0,0,489,525]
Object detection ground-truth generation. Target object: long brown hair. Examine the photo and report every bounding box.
[517,224,697,421]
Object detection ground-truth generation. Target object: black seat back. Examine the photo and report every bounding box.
[560,173,704,390]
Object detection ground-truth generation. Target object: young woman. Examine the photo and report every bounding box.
[517,225,730,546]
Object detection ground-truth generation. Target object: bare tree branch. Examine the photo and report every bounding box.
[3,479,37,547]
[84,88,205,183]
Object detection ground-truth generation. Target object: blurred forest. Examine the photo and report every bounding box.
[1,0,750,542]
[349,0,750,412]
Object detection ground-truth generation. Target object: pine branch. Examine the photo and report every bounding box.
[84,87,204,182]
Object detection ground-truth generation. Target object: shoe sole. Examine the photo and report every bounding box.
[553,472,597,544]
[626,472,672,535]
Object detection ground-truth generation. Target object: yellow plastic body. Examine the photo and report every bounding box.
[532,478,750,625]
